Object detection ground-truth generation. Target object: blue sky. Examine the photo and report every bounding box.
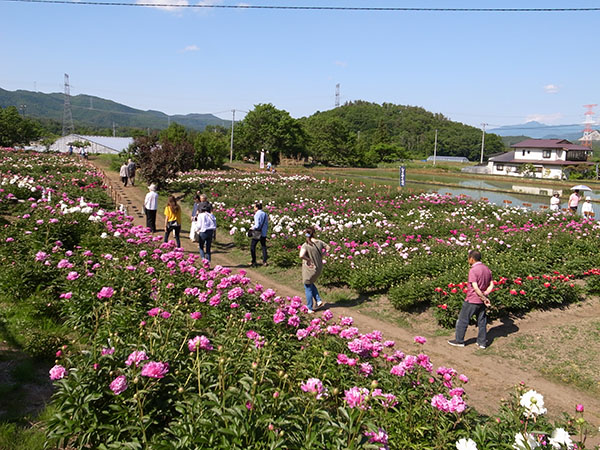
[1,0,599,128]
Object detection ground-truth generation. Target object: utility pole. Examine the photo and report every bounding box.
[230,109,235,163]
[433,129,438,165]
[480,123,488,164]
[113,122,116,137]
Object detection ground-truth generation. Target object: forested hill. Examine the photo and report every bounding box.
[302,101,505,165]
[0,87,228,131]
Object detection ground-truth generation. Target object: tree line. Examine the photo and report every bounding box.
[2,100,505,170]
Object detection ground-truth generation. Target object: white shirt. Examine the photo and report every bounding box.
[581,201,593,215]
[197,212,217,232]
[144,191,158,210]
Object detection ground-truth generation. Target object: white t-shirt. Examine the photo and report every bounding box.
[144,191,158,210]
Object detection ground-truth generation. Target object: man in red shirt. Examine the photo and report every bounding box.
[448,250,493,349]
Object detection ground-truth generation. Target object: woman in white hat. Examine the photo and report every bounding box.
[549,192,560,212]
[144,184,158,232]
[581,196,594,219]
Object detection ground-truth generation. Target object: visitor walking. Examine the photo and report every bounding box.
[196,206,217,262]
[550,192,560,212]
[119,162,129,187]
[126,159,136,186]
[249,202,268,267]
[299,226,330,314]
[164,195,182,248]
[568,189,580,213]
[144,184,158,232]
[192,193,213,218]
[448,250,493,349]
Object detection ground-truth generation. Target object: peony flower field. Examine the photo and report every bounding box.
[0,149,596,449]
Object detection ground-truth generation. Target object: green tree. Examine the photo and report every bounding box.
[0,106,40,147]
[304,116,356,166]
[234,104,306,163]
[193,130,229,169]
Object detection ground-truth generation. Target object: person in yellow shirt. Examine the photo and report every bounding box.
[164,195,182,248]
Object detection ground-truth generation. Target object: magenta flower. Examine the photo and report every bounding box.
[300,378,328,399]
[66,271,79,281]
[364,428,388,445]
[227,287,244,300]
[101,347,115,356]
[125,350,148,367]
[49,364,67,380]
[160,311,171,319]
[96,286,115,299]
[147,307,161,317]
[190,311,202,320]
[273,309,286,324]
[188,335,213,352]
[344,386,370,410]
[35,251,48,261]
[110,375,128,395]
[141,361,169,379]
[576,404,584,412]
[414,336,427,344]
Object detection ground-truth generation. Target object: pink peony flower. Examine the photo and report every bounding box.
[147,307,161,317]
[96,286,115,299]
[141,361,169,379]
[125,350,148,367]
[110,375,128,395]
[188,335,213,352]
[49,364,67,380]
[101,347,115,356]
[300,378,328,399]
[344,386,370,410]
[576,404,584,412]
[66,271,79,281]
[414,336,427,344]
[190,311,202,320]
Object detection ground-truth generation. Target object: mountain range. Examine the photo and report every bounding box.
[490,121,589,141]
[0,87,229,131]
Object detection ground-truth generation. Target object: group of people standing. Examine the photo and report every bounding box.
[551,189,594,219]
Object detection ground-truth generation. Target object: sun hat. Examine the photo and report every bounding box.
[585,196,591,201]
[149,184,157,191]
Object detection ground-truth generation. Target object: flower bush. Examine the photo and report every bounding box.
[0,150,596,449]
[167,169,600,326]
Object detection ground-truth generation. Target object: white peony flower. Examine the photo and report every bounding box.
[100,232,108,239]
[548,428,573,449]
[520,389,547,416]
[456,437,478,450]
[513,432,540,450]
[114,231,121,237]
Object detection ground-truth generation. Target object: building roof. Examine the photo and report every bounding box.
[426,156,470,162]
[511,138,590,151]
[77,135,134,152]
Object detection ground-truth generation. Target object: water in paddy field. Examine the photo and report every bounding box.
[406,175,600,217]
[340,171,600,217]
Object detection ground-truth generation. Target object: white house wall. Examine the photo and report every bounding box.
[491,163,563,179]
[513,148,563,162]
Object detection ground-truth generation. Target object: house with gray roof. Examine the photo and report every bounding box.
[487,138,594,179]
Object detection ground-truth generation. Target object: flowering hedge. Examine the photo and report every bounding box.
[167,170,599,325]
[0,151,595,449]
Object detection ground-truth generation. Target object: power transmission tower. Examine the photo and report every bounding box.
[335,83,340,108]
[62,73,74,136]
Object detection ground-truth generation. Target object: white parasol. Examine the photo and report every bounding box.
[570,185,592,191]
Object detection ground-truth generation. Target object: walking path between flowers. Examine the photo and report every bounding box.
[92,158,600,437]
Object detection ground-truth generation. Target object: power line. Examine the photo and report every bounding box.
[3,0,600,11]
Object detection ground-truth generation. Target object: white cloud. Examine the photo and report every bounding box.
[181,45,199,52]
[136,0,189,11]
[525,113,563,124]
[334,60,348,68]
[544,84,559,94]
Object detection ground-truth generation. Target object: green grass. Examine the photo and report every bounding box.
[0,406,54,450]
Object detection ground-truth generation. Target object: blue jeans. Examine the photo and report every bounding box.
[198,230,213,262]
[304,283,322,311]
[455,301,487,346]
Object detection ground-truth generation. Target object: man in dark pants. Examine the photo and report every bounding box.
[448,250,493,349]
[249,202,268,267]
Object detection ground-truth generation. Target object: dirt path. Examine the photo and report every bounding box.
[92,158,600,438]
